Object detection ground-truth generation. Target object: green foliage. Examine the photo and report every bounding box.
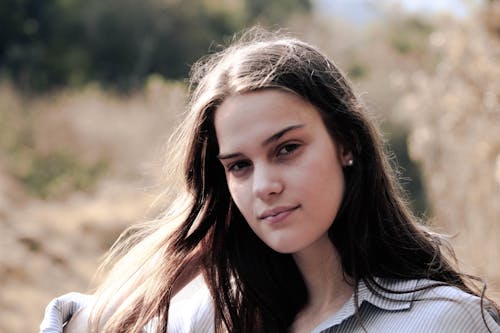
[389,17,434,54]
[347,62,368,79]
[243,0,311,25]
[0,0,312,92]
[0,0,89,89]
[0,102,108,199]
[383,123,429,218]
[15,151,108,199]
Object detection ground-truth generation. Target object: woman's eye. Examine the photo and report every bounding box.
[228,161,251,174]
[277,143,300,156]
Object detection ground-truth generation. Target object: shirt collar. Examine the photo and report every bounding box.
[311,278,419,332]
[361,277,419,311]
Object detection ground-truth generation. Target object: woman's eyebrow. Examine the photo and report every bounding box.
[261,124,304,147]
[217,124,304,160]
[217,152,242,161]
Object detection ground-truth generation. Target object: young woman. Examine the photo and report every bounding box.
[40,28,500,333]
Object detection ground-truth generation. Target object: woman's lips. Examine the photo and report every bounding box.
[258,205,300,224]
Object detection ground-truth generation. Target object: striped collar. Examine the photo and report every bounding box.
[311,278,419,333]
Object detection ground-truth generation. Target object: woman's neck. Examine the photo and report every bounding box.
[291,234,353,331]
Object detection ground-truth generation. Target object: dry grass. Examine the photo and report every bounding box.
[0,77,185,332]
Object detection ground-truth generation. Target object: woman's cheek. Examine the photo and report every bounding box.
[228,182,247,215]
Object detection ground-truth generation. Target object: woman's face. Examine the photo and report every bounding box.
[214,89,352,254]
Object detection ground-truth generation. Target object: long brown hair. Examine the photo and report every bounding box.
[90,28,498,332]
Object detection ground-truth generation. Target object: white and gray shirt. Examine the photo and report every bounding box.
[163,276,500,333]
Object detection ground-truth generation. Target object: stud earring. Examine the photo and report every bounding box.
[346,159,354,166]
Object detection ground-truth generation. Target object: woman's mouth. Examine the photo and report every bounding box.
[258,205,300,224]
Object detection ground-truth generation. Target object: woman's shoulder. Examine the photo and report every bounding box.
[412,278,497,315]
[164,275,215,333]
[384,278,500,332]
[63,276,215,333]
[62,302,93,333]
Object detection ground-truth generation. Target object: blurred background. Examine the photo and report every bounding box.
[0,0,499,331]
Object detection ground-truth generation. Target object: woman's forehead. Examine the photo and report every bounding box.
[214,90,323,154]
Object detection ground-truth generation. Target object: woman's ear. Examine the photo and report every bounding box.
[339,145,354,167]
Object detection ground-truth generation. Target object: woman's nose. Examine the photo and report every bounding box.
[252,165,283,200]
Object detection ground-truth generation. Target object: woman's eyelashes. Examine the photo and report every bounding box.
[227,160,252,174]
[276,142,301,157]
[225,142,303,176]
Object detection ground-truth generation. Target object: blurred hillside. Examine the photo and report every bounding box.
[0,0,499,332]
